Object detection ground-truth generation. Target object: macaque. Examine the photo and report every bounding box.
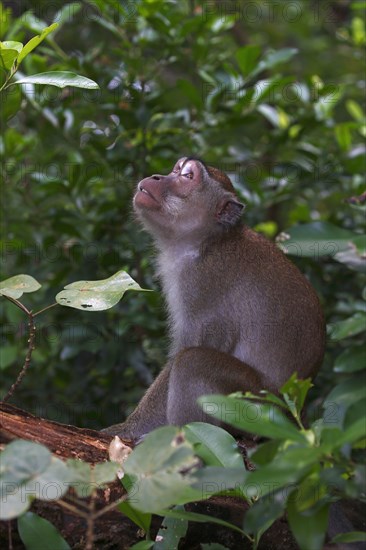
[104,157,325,438]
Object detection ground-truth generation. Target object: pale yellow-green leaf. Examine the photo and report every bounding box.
[56,270,149,311]
[0,275,41,299]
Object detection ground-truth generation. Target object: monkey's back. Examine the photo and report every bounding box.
[162,225,325,388]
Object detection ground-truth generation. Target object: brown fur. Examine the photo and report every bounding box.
[103,159,325,438]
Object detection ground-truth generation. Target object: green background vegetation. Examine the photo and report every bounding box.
[1,0,365,432]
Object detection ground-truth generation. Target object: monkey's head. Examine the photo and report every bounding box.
[133,158,244,243]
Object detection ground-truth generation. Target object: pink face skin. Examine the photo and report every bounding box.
[133,158,201,211]
[133,157,243,246]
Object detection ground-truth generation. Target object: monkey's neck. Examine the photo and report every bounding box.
[156,241,200,275]
[153,222,244,255]
[154,225,244,287]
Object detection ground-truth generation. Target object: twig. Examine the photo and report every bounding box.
[85,490,96,550]
[93,493,129,519]
[57,499,89,520]
[2,297,36,402]
[33,302,58,317]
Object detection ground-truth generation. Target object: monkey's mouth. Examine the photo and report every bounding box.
[134,184,160,208]
[139,184,159,202]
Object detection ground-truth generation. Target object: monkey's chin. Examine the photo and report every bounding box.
[133,190,161,210]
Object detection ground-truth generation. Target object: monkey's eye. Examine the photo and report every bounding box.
[181,169,193,179]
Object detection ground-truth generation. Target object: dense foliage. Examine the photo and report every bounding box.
[0,1,365,547]
[1,0,364,427]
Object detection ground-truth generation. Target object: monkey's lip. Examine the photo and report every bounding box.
[134,185,160,208]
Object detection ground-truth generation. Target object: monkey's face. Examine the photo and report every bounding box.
[134,157,199,210]
[133,158,206,233]
[133,158,244,240]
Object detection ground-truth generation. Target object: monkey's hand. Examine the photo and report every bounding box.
[101,423,147,445]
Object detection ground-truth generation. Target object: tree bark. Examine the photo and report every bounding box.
[0,401,132,461]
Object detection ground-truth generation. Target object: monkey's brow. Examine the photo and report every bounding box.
[182,156,207,169]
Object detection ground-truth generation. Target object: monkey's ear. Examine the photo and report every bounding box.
[216,199,244,227]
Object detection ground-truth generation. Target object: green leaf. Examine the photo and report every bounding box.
[123,427,201,513]
[56,270,148,311]
[154,505,188,549]
[319,427,344,449]
[0,41,23,53]
[314,84,343,120]
[256,48,298,74]
[335,123,352,151]
[0,41,23,69]
[93,462,119,485]
[118,501,152,533]
[344,398,366,433]
[160,509,245,536]
[190,466,248,499]
[250,440,281,466]
[254,76,293,105]
[18,512,71,550]
[241,390,287,410]
[66,460,118,497]
[287,500,329,550]
[0,274,41,299]
[334,347,366,373]
[236,45,261,76]
[278,107,290,129]
[198,395,306,442]
[346,100,365,122]
[334,417,366,448]
[124,427,195,476]
[244,491,286,544]
[0,6,12,37]
[277,222,359,258]
[14,71,99,89]
[257,103,289,129]
[324,378,366,423]
[66,460,93,498]
[0,440,69,520]
[257,104,280,127]
[184,422,244,468]
[332,531,366,543]
[246,447,320,497]
[1,440,51,485]
[328,312,366,340]
[352,16,366,45]
[17,23,59,64]
[130,543,154,550]
[295,475,327,512]
[280,373,313,416]
[253,221,278,238]
[125,472,199,514]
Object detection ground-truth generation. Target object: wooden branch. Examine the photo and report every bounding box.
[0,402,132,462]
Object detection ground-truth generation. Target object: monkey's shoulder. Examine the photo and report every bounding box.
[202,225,290,272]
